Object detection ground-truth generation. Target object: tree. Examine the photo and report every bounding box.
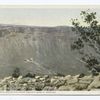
[71,10,100,75]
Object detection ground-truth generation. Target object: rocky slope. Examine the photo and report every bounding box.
[0,74,100,91]
[0,24,88,78]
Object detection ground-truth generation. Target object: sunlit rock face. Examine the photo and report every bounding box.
[0,25,88,78]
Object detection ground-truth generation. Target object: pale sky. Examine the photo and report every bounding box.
[0,5,100,26]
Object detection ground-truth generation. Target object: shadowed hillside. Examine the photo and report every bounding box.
[0,24,88,78]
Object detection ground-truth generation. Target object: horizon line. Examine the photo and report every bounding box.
[0,23,73,27]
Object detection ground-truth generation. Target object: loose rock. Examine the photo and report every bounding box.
[0,74,99,91]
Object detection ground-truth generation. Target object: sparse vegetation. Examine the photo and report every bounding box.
[24,72,35,78]
[12,67,21,78]
[55,72,65,77]
[78,73,85,78]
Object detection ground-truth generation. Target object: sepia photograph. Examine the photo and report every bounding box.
[0,5,100,95]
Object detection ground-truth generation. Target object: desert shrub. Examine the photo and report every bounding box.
[56,72,65,77]
[78,73,85,78]
[24,72,35,78]
[12,67,21,78]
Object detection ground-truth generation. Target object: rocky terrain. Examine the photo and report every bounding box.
[0,74,100,91]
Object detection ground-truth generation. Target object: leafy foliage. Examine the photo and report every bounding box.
[71,10,100,74]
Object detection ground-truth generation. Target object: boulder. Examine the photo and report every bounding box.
[35,82,45,91]
[17,76,23,80]
[88,75,100,90]
[35,76,41,79]
[79,75,93,84]
[58,85,75,91]
[44,75,49,79]
[64,75,72,80]
[74,83,88,90]
[67,77,78,85]
[50,78,65,87]
[43,86,56,91]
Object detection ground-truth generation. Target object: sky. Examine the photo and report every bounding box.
[0,5,100,26]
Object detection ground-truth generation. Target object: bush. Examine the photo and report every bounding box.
[24,73,35,78]
[12,67,21,78]
[56,72,65,77]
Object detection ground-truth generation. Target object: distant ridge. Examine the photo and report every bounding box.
[0,23,70,28]
[0,24,88,78]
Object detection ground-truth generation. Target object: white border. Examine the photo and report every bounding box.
[0,0,100,98]
[0,91,100,96]
[0,0,99,5]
